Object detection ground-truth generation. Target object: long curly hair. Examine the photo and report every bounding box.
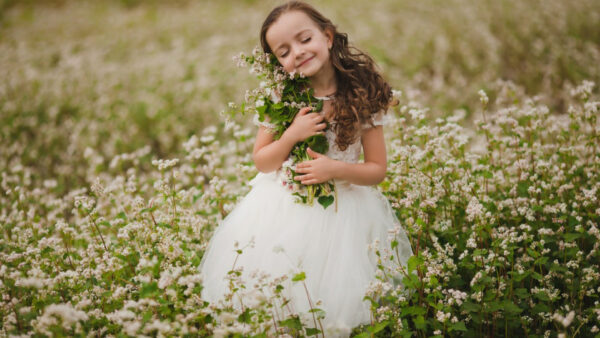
[260,1,396,150]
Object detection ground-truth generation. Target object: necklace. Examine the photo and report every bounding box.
[314,94,335,101]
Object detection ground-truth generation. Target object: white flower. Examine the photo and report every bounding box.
[466,197,484,221]
[478,89,489,106]
[436,310,451,322]
[219,311,237,325]
[152,158,179,170]
[123,321,142,336]
[36,303,89,331]
[255,98,265,108]
[570,80,595,100]
[552,310,575,328]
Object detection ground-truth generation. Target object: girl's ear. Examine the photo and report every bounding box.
[325,28,334,49]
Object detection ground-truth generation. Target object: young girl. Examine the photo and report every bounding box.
[199,1,412,336]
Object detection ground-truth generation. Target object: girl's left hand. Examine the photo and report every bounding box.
[294,148,338,185]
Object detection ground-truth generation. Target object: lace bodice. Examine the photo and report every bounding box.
[323,127,362,163]
[253,109,388,164]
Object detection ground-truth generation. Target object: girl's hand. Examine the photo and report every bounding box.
[283,107,326,143]
[294,148,338,185]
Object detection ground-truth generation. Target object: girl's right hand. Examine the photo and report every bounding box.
[283,107,327,143]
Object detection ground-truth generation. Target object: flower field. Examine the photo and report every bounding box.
[1,0,599,336]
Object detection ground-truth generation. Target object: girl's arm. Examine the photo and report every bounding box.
[294,125,387,186]
[253,107,326,173]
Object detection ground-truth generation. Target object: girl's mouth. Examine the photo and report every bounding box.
[298,56,314,68]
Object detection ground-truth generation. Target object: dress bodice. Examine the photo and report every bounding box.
[323,127,362,163]
[253,109,388,164]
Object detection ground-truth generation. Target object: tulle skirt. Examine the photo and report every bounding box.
[199,171,412,337]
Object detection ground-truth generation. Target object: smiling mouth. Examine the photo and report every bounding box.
[297,56,314,68]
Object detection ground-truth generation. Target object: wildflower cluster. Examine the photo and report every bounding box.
[0,123,258,336]
[361,80,600,337]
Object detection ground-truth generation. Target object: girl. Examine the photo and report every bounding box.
[199,1,412,336]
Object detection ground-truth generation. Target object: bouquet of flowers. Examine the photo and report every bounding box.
[230,47,337,210]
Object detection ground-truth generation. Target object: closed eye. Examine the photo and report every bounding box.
[302,37,311,43]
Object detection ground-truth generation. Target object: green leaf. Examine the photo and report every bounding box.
[473,248,488,256]
[526,248,539,258]
[401,306,427,316]
[305,134,329,154]
[369,320,389,333]
[487,301,502,312]
[279,316,302,330]
[534,291,550,301]
[317,195,334,209]
[512,270,530,282]
[517,181,529,196]
[461,301,481,313]
[532,303,550,314]
[502,300,523,314]
[401,273,419,289]
[407,255,423,273]
[514,288,529,299]
[449,321,467,332]
[157,222,171,229]
[305,327,321,336]
[140,282,158,298]
[238,308,252,323]
[414,315,427,330]
[140,205,158,214]
[315,100,324,112]
[292,272,306,282]
[353,333,370,338]
[549,263,568,273]
[309,308,326,319]
[564,233,581,242]
[531,272,543,281]
[568,216,579,227]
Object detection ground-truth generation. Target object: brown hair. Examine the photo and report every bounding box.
[260,1,396,150]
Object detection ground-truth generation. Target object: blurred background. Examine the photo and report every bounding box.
[1,0,599,194]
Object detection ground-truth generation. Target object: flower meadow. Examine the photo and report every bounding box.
[1,1,600,337]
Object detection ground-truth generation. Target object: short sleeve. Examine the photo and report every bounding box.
[361,110,391,130]
[252,90,280,132]
[253,114,277,131]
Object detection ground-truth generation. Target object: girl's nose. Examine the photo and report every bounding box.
[294,46,305,59]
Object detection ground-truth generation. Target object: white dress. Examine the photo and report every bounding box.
[199,109,413,337]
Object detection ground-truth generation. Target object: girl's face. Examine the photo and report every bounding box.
[265,10,333,78]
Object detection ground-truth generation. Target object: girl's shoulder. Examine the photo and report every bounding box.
[361,108,391,131]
